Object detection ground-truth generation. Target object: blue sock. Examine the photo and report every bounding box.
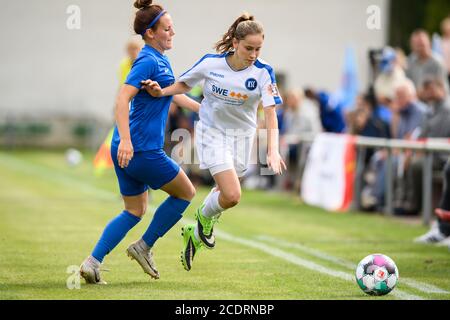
[91,210,141,263]
[142,196,190,247]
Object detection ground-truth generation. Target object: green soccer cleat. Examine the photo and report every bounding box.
[195,205,219,249]
[180,224,203,271]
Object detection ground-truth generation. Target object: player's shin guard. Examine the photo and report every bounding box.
[91,210,141,263]
[142,196,190,247]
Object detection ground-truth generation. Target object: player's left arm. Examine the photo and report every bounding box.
[264,106,287,175]
[172,94,200,113]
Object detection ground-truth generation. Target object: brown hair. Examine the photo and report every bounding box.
[214,13,264,54]
[133,0,165,38]
[411,28,429,39]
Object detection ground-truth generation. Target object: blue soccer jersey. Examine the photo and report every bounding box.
[112,44,175,151]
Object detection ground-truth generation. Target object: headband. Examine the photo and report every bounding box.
[141,10,167,36]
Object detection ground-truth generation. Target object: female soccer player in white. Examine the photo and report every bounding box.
[143,13,286,271]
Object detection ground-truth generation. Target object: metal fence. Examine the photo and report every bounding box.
[289,134,450,225]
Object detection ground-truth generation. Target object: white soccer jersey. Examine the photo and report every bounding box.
[179,52,283,135]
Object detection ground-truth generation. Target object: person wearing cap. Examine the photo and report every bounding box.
[374,47,408,109]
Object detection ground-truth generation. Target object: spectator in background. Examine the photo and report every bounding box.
[304,88,346,133]
[406,29,450,100]
[387,80,429,215]
[374,47,408,108]
[283,88,322,138]
[348,92,391,211]
[414,158,450,247]
[391,79,428,140]
[373,47,407,126]
[440,16,450,84]
[119,36,145,84]
[276,104,286,135]
[364,80,427,212]
[347,92,391,139]
[418,78,450,139]
[281,88,322,191]
[403,78,450,216]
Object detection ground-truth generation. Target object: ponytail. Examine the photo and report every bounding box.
[133,0,165,38]
[214,13,263,54]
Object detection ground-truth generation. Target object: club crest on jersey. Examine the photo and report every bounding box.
[267,83,280,97]
[245,78,258,91]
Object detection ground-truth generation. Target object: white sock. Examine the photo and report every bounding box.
[202,187,217,206]
[202,191,224,218]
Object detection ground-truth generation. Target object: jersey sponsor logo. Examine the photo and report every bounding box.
[229,92,248,100]
[212,84,229,96]
[267,83,280,97]
[212,85,248,100]
[211,84,249,105]
[245,78,258,91]
[209,71,225,78]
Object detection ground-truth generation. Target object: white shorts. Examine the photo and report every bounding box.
[195,122,255,177]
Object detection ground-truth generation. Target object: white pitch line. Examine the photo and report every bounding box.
[0,153,430,299]
[0,153,161,216]
[256,235,450,295]
[181,218,423,300]
[398,278,450,295]
[256,235,355,269]
[0,152,118,201]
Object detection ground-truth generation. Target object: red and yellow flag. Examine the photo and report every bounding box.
[93,128,114,176]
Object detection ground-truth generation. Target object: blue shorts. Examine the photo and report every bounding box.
[111,145,180,196]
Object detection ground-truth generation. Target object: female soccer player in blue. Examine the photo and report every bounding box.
[143,13,286,271]
[80,0,200,284]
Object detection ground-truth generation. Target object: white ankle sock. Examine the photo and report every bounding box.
[202,187,217,206]
[202,191,224,218]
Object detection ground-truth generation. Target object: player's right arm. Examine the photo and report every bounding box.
[142,53,210,98]
[141,80,191,97]
[172,93,200,113]
[117,54,156,168]
[115,84,138,168]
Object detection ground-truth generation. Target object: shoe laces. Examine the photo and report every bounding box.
[202,215,219,235]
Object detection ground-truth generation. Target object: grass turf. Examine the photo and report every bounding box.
[0,150,449,300]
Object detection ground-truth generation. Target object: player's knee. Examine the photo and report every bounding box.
[126,203,147,218]
[177,184,196,201]
[185,184,196,201]
[223,190,241,207]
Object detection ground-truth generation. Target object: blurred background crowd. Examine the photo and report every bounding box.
[165,14,450,221]
[1,0,450,229]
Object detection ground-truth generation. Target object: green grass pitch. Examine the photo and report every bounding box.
[0,150,449,300]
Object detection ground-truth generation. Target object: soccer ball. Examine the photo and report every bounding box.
[65,148,83,166]
[355,254,399,296]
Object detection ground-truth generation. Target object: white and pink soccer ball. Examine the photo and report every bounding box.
[355,254,399,296]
